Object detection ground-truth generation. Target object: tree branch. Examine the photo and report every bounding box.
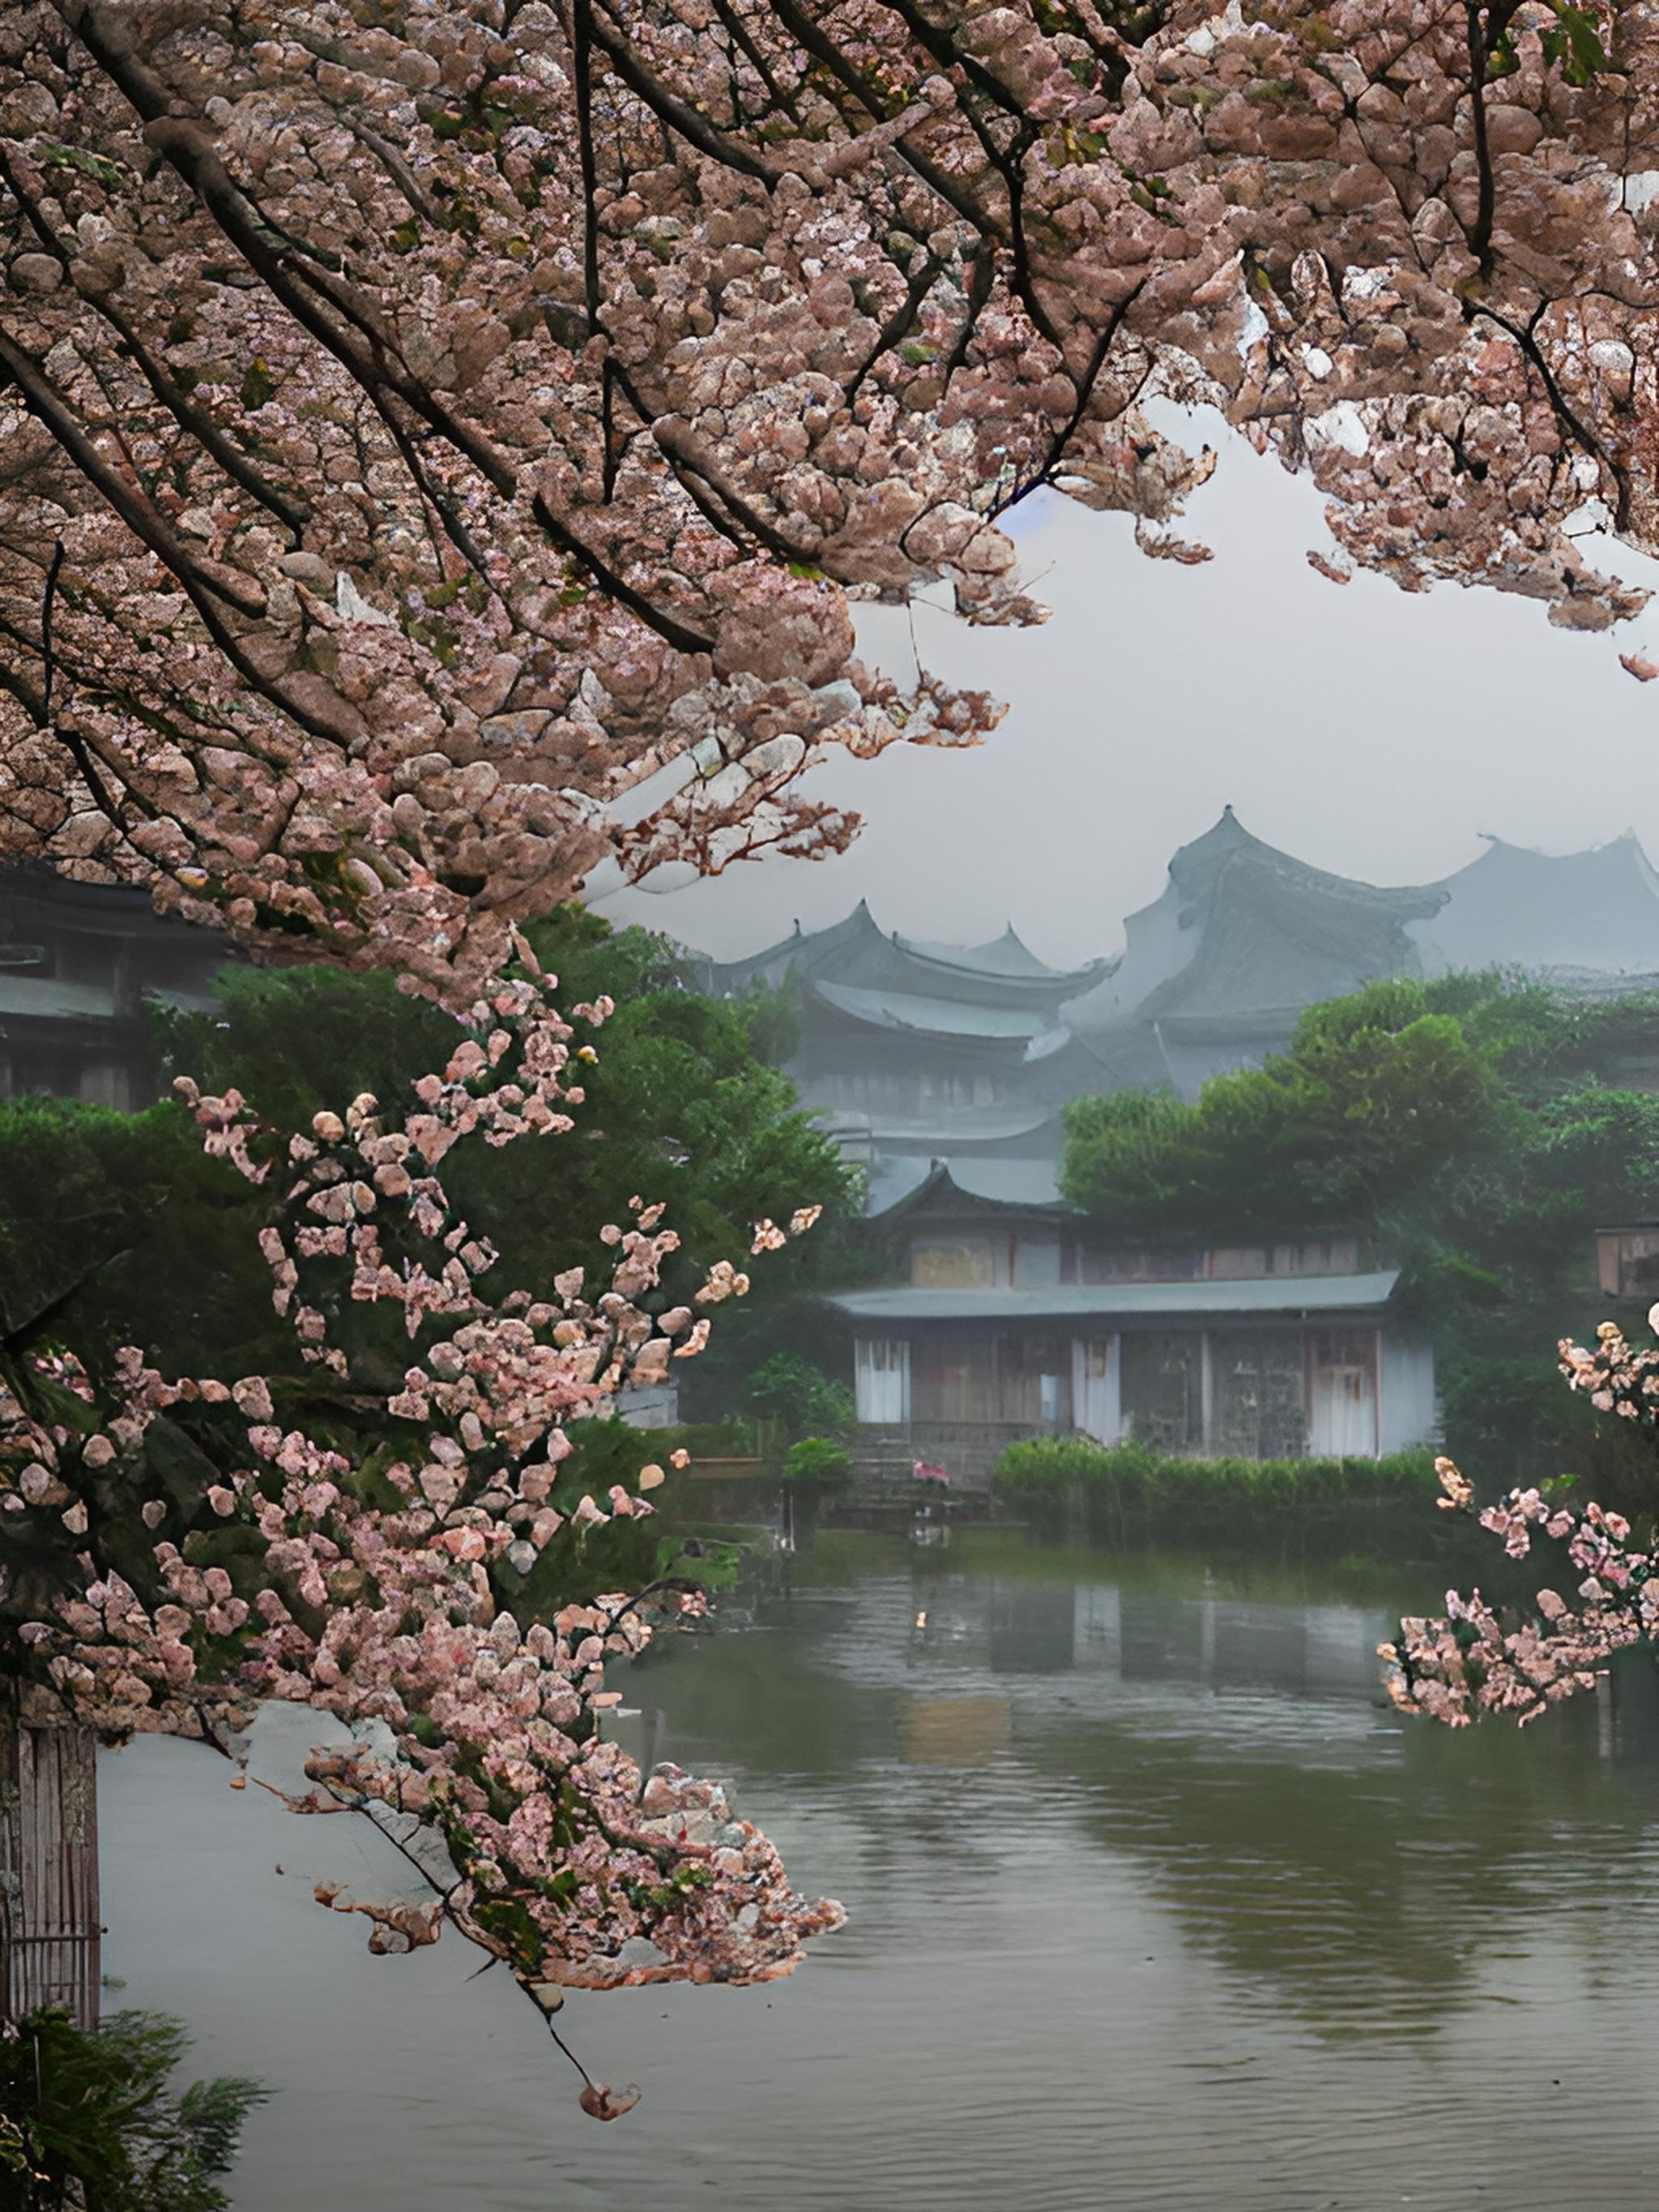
[529,493,715,653]
[0,142,313,537]
[583,4,778,180]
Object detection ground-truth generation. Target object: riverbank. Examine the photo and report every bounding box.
[990,1438,1468,1560]
[668,1440,1491,1574]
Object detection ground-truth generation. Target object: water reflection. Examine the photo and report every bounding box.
[709,1542,1659,2033]
[101,1533,1659,2211]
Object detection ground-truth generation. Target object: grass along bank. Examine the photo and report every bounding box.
[992,1438,1465,1559]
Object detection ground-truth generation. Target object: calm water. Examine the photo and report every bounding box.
[101,1532,1659,2210]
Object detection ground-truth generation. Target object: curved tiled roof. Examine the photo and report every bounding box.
[708,901,1098,1009]
[1064,808,1443,1037]
[1413,831,1659,976]
[829,1102,1060,1146]
[830,1270,1401,1322]
[866,1158,1067,1217]
[811,977,1054,1040]
[892,923,1101,987]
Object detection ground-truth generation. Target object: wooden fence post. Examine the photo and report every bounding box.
[0,1685,100,2029]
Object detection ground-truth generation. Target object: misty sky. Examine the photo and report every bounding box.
[595,401,1659,968]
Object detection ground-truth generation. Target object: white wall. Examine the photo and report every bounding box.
[1379,1332,1439,1455]
[1016,1236,1062,1286]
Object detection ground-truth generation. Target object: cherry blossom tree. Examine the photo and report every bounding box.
[0,942,843,2116]
[9,0,1657,998]
[1382,1313,1659,1731]
[10,0,1659,2089]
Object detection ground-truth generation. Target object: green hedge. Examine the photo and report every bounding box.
[993,1437,1452,1556]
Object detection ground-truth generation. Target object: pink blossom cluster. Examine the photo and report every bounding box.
[1557,1312,1659,1422]
[0,959,842,2108]
[25,1459,845,1993]
[8,0,1657,993]
[1381,1413,1659,1729]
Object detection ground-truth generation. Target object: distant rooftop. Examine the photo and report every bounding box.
[700,814,1659,1053]
[891,924,1090,983]
[1064,808,1444,1040]
[689,816,1659,1139]
[828,1270,1401,1324]
[830,1104,1059,1148]
[812,978,1053,1041]
[1414,831,1659,976]
[706,898,1101,1004]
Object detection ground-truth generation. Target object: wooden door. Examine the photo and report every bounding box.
[1308,1330,1379,1458]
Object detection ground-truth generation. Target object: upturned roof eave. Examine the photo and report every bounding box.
[867,1160,1076,1222]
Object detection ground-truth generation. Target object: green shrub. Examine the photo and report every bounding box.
[783,1436,852,1487]
[992,1437,1448,1555]
[1,2008,265,2212]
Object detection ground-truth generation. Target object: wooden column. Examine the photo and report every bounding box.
[0,1688,100,2029]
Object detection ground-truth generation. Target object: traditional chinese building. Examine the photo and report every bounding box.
[828,1165,1437,1490]
[704,814,1659,1212]
[0,865,231,1108]
[1057,807,1449,1096]
[703,899,1107,1197]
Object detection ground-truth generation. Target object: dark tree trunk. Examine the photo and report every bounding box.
[0,1689,100,2028]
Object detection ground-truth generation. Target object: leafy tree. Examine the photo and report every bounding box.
[1061,979,1507,1236]
[0,1095,283,1387]
[160,907,859,1309]
[0,909,860,1399]
[1060,974,1659,1480]
[0,2008,264,2212]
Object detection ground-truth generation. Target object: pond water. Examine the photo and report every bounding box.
[100,1531,1659,2210]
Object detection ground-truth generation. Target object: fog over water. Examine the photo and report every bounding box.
[103,1542,1659,2211]
[597,406,1659,966]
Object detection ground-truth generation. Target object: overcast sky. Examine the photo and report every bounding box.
[594,403,1659,968]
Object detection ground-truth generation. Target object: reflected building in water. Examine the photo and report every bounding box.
[886,1566,1394,1716]
[898,1693,1012,1766]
